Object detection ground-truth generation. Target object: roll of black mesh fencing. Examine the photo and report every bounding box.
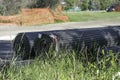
[52,26,120,51]
[13,32,42,60]
[0,40,14,60]
[33,34,55,58]
[13,31,53,59]
[13,26,120,60]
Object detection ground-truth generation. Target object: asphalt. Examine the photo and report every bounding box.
[0,20,120,40]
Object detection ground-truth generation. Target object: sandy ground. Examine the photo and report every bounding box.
[0,20,120,40]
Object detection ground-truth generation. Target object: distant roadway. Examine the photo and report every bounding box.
[0,20,120,40]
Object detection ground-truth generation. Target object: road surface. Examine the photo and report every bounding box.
[0,20,120,40]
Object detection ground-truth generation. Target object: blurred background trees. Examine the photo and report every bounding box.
[0,0,59,15]
[65,0,120,11]
[29,0,59,8]
[0,0,120,15]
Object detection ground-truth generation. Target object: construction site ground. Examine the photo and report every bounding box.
[0,20,120,40]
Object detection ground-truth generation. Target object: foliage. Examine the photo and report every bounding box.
[64,0,74,10]
[0,0,59,15]
[0,0,120,15]
[0,5,4,15]
[81,0,89,10]
[99,0,111,10]
[65,0,120,11]
[1,0,22,15]
[0,49,119,80]
[29,0,59,9]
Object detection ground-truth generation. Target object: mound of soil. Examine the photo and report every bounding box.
[0,8,69,26]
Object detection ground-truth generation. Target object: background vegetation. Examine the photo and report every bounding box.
[0,0,120,15]
[64,0,120,10]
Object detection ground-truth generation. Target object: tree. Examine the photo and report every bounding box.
[64,0,74,10]
[81,0,89,10]
[99,0,109,10]
[1,0,22,15]
[0,5,4,15]
[91,0,101,10]
[30,0,59,9]
[0,0,60,15]
[99,0,120,10]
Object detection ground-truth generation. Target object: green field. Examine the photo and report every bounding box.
[66,11,120,22]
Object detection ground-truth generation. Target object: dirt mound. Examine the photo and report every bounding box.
[115,4,120,11]
[19,8,55,25]
[113,3,120,12]
[0,8,69,26]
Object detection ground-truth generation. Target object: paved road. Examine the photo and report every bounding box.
[0,20,120,40]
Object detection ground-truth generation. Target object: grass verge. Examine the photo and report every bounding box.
[65,11,120,22]
[0,50,119,80]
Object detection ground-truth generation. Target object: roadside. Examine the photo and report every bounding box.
[0,20,120,40]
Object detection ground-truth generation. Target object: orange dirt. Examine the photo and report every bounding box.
[113,3,120,12]
[115,5,120,11]
[0,8,69,26]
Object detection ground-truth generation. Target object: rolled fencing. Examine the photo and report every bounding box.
[13,26,120,60]
[13,32,42,59]
[0,40,14,60]
[13,31,55,59]
[33,34,55,58]
[49,26,120,51]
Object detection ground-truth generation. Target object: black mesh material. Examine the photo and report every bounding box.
[13,33,32,60]
[13,26,120,59]
[33,34,54,58]
[0,40,14,60]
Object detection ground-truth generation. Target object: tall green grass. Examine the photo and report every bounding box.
[0,50,119,80]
